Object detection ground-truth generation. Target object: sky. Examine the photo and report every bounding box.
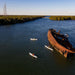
[0,0,75,15]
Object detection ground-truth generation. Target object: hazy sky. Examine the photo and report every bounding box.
[0,0,75,15]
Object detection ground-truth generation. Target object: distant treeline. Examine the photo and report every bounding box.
[0,15,44,25]
[49,16,75,20]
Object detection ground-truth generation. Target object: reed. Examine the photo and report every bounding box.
[0,15,44,25]
[49,16,75,20]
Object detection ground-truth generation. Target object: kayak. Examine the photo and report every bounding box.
[30,38,38,41]
[45,45,53,51]
[64,34,69,37]
[29,52,38,58]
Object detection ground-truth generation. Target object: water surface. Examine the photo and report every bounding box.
[0,17,75,75]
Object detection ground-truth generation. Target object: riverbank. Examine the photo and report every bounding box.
[0,15,44,25]
[49,16,75,20]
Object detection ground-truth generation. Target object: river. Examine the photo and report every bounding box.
[0,17,75,75]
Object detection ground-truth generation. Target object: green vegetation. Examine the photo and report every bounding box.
[0,15,44,25]
[49,16,75,21]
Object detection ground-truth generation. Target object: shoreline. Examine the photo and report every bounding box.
[49,16,75,20]
[0,15,44,25]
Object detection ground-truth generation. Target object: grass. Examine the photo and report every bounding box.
[49,16,75,21]
[0,15,44,25]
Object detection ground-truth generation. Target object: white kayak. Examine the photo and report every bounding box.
[29,52,38,58]
[30,38,38,41]
[44,45,53,51]
[65,34,69,37]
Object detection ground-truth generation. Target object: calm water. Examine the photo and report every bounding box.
[0,17,75,75]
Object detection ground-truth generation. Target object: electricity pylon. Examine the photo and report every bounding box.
[4,3,7,15]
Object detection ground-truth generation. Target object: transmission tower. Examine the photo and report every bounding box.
[4,3,7,15]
